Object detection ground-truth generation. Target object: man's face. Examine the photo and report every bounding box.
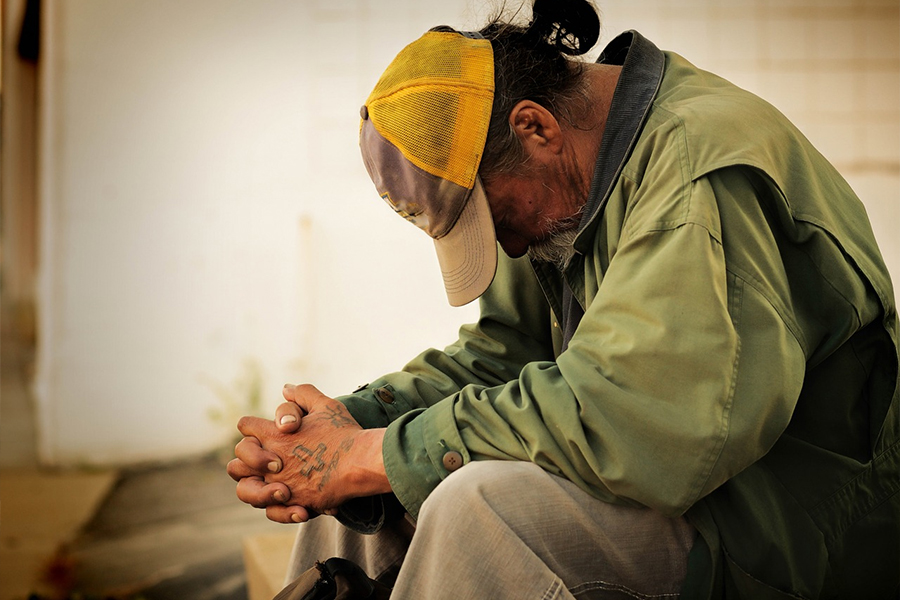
[482,172,551,258]
[482,164,587,260]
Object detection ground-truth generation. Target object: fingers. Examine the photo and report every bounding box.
[226,457,260,481]
[233,435,283,475]
[275,402,303,433]
[265,504,316,524]
[235,475,292,509]
[263,505,336,523]
[282,382,320,402]
[282,383,328,414]
[236,415,276,440]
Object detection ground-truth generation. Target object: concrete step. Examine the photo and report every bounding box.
[0,469,117,600]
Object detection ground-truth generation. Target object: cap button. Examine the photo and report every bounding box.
[442,451,463,471]
[374,387,394,404]
[360,105,369,120]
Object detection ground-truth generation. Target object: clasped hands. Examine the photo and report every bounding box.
[227,383,390,524]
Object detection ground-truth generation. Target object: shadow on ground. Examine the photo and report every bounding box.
[66,454,288,600]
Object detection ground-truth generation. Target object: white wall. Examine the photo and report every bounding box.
[33,0,898,466]
[35,0,481,465]
[596,0,900,285]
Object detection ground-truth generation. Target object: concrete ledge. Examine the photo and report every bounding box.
[0,469,117,600]
[242,531,297,600]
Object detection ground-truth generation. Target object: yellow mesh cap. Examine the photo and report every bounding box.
[359,29,497,306]
[365,31,494,189]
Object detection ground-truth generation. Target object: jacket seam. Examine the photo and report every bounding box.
[808,438,900,544]
[721,545,812,600]
[686,272,743,509]
[726,262,808,356]
[620,110,692,243]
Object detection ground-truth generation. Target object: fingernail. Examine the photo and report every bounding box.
[274,490,287,502]
[283,383,295,390]
[280,414,297,425]
[268,460,281,473]
[291,513,304,523]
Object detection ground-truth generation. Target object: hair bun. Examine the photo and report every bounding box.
[529,0,600,56]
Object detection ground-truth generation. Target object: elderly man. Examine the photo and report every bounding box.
[228,1,900,598]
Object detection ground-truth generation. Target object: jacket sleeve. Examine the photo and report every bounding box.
[381,165,807,519]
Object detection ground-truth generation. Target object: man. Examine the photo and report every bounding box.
[228,1,900,597]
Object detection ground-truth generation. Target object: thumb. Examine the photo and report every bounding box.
[274,402,303,433]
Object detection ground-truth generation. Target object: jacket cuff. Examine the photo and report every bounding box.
[337,379,417,430]
[335,493,407,534]
[382,398,470,519]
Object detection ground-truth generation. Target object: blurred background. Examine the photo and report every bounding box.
[1,0,897,598]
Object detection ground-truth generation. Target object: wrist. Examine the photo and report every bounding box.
[349,428,391,496]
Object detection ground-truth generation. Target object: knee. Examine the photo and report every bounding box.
[418,460,544,523]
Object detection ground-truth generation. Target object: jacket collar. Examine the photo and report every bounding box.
[528,31,665,350]
[573,30,666,253]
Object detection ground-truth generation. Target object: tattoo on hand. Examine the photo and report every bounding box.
[318,404,355,428]
[319,437,354,490]
[292,437,355,491]
[293,443,327,477]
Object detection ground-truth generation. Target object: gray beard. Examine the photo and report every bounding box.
[526,213,582,271]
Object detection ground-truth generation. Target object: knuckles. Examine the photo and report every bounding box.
[298,383,320,396]
[236,415,257,431]
[284,383,320,401]
[231,383,341,520]
[236,478,280,509]
[226,458,245,481]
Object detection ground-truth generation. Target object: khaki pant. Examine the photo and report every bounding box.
[285,461,696,599]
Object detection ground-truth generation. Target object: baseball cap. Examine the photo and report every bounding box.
[359,29,497,307]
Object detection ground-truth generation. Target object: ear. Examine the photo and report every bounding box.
[508,100,564,160]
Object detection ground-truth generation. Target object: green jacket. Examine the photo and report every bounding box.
[340,32,900,598]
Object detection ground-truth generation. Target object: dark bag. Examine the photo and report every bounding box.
[273,557,392,600]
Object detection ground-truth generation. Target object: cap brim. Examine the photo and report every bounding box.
[433,177,497,307]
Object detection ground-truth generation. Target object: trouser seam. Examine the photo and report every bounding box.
[541,578,566,600]
[570,579,681,599]
[372,554,406,586]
